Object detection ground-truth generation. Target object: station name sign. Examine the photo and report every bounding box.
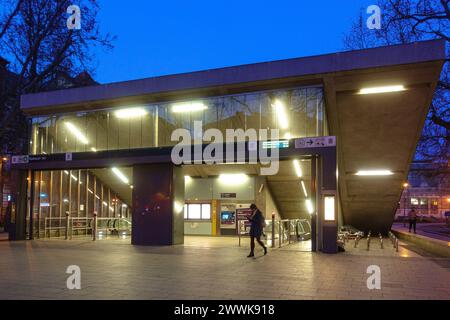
[12,155,51,164]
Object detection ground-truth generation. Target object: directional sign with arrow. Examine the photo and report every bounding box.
[295,136,336,149]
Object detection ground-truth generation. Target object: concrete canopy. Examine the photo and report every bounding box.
[20,40,445,233]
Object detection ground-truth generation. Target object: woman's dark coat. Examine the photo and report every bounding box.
[248,209,264,237]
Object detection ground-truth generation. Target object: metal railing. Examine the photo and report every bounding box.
[238,218,311,248]
[44,216,131,240]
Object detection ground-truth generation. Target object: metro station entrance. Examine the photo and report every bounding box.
[11,137,338,253]
[183,160,314,252]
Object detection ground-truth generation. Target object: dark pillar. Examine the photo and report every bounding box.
[310,157,317,252]
[132,163,184,246]
[321,147,338,254]
[9,170,28,241]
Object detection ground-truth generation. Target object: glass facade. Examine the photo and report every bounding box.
[30,169,131,238]
[30,86,325,155]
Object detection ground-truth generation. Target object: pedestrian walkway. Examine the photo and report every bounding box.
[0,232,8,241]
[0,236,448,300]
[393,223,450,242]
[392,223,450,258]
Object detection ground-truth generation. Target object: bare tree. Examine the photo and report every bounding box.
[343,0,450,166]
[0,0,114,154]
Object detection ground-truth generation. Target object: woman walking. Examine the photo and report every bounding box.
[247,204,267,258]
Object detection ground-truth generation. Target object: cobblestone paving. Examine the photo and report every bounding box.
[0,236,448,300]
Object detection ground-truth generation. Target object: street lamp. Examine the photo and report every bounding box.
[403,183,409,227]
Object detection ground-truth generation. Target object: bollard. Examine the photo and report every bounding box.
[395,238,399,252]
[65,212,70,240]
[288,222,291,244]
[354,235,359,248]
[367,237,371,251]
[92,213,98,241]
[271,214,275,248]
[279,222,282,248]
[379,233,384,249]
[238,221,241,247]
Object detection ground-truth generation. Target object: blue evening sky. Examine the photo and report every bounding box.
[94,0,376,84]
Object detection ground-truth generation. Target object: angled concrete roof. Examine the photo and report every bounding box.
[21,39,445,115]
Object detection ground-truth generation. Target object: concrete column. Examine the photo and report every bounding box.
[132,163,184,246]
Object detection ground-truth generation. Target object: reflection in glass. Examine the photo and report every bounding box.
[30,87,325,155]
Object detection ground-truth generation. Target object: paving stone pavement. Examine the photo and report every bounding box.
[0,236,449,300]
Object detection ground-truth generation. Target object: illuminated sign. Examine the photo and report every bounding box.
[263,140,289,149]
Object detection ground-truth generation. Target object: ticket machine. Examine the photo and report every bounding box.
[220,205,236,235]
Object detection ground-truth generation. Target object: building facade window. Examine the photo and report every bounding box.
[29,86,325,155]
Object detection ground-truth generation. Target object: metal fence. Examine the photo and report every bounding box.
[44,216,131,240]
[238,218,311,248]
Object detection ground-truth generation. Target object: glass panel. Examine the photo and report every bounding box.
[29,86,326,155]
[188,204,201,219]
[201,204,211,220]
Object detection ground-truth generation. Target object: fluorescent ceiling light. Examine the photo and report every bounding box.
[91,147,97,152]
[284,133,292,140]
[301,180,308,198]
[355,170,394,176]
[65,122,89,144]
[64,170,79,182]
[112,167,130,184]
[172,102,207,113]
[115,107,148,119]
[359,85,406,95]
[273,100,289,129]
[293,160,303,178]
[305,199,314,215]
[218,174,248,185]
[185,176,192,184]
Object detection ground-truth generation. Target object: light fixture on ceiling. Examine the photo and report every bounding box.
[172,102,207,113]
[218,174,248,185]
[293,160,303,178]
[65,122,89,144]
[301,180,308,198]
[112,167,130,184]
[115,107,148,119]
[358,85,406,95]
[273,99,289,129]
[355,170,394,176]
